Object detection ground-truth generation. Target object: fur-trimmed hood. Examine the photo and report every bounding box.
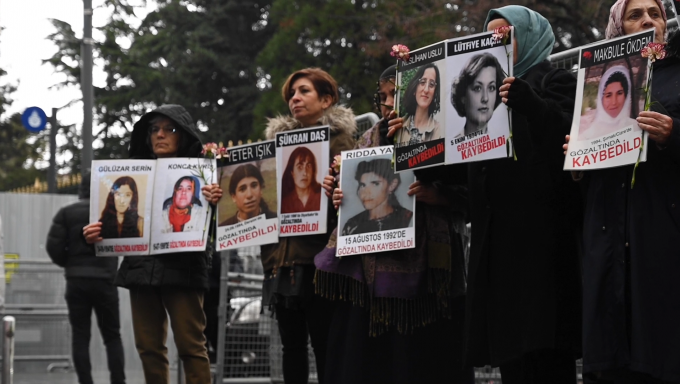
[264,105,357,140]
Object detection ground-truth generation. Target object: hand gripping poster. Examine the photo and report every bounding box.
[216,140,278,251]
[336,146,416,257]
[393,41,447,172]
[564,29,654,170]
[276,126,329,237]
[444,29,513,164]
[90,160,156,256]
[149,157,215,254]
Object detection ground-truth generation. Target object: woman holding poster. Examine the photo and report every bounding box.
[451,53,505,137]
[99,176,144,238]
[397,63,442,146]
[263,67,356,384]
[220,163,277,225]
[575,0,680,382]
[579,65,640,140]
[463,6,584,382]
[341,158,412,235]
[316,65,473,384]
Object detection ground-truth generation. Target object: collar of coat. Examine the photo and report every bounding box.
[264,105,357,140]
[666,29,680,59]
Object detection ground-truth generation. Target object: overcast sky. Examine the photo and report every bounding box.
[0,0,152,151]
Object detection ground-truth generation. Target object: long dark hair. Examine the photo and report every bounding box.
[163,176,203,210]
[99,176,141,238]
[354,158,402,209]
[229,163,271,213]
[451,53,504,117]
[403,63,441,117]
[281,147,320,198]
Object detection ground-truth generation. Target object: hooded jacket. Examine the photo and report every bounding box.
[260,105,356,273]
[114,104,209,290]
[46,173,119,280]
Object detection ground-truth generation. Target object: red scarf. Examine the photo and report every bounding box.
[168,205,191,232]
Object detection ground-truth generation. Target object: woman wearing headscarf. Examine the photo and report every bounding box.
[579,65,640,141]
[317,65,473,384]
[462,6,584,383]
[576,0,680,381]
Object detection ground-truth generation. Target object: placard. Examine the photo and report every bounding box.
[444,30,513,164]
[394,41,447,172]
[336,146,416,256]
[90,160,156,256]
[275,126,330,236]
[564,30,653,170]
[216,140,278,250]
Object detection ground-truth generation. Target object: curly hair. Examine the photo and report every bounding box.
[402,63,441,117]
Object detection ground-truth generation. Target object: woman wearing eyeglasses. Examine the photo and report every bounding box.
[396,63,442,146]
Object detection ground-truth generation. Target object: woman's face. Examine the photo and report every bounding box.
[602,81,626,118]
[464,66,497,127]
[415,68,437,110]
[232,176,262,216]
[292,156,313,191]
[114,184,133,214]
[358,172,394,211]
[486,18,518,64]
[173,179,194,209]
[378,79,396,119]
[288,77,331,127]
[622,0,665,43]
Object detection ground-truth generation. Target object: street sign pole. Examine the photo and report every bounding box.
[81,0,94,173]
[48,108,58,193]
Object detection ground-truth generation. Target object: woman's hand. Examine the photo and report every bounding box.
[332,187,344,210]
[563,135,570,155]
[637,111,674,146]
[83,222,103,244]
[499,76,546,118]
[386,110,403,138]
[407,180,447,206]
[322,169,336,198]
[201,183,223,205]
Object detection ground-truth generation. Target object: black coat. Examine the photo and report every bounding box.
[581,34,680,382]
[114,104,210,291]
[46,199,119,281]
[465,61,583,367]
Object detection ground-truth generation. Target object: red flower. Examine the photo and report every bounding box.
[583,51,592,60]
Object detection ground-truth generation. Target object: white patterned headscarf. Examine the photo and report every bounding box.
[605,0,667,40]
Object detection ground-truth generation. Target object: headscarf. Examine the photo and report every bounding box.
[605,0,667,40]
[484,6,555,78]
[581,65,640,140]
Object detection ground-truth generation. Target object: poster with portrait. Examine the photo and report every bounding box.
[149,157,216,254]
[564,30,653,171]
[216,140,278,251]
[393,41,447,172]
[90,160,156,256]
[336,146,416,257]
[444,30,513,164]
[663,0,680,30]
[275,126,329,237]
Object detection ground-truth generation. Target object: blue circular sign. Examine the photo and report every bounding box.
[21,107,48,133]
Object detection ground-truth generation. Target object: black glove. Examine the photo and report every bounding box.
[504,77,548,121]
[378,119,394,146]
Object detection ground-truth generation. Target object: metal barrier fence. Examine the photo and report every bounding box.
[2,260,72,374]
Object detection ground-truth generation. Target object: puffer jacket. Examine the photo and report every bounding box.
[260,105,356,272]
[46,173,118,280]
[114,104,210,290]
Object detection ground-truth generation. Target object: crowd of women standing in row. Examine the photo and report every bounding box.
[262,1,680,383]
[77,0,679,383]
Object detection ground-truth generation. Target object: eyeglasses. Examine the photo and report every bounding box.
[418,78,437,90]
[149,126,178,136]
